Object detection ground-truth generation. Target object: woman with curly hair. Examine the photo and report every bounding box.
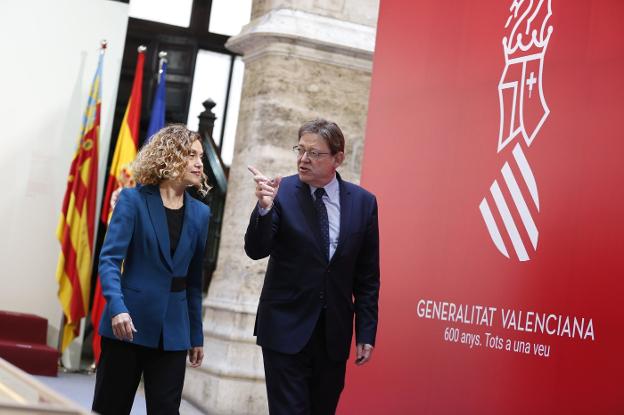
[92,124,211,415]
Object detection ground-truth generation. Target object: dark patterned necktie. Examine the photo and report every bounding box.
[313,188,330,260]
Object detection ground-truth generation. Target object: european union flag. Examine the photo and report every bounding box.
[146,61,167,142]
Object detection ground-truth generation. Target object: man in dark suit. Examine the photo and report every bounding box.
[245,119,380,415]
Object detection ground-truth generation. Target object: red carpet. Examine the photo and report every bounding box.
[0,310,58,376]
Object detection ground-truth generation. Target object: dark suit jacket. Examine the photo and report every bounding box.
[98,185,210,351]
[244,173,379,361]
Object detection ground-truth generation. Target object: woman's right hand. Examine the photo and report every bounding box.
[111,312,137,341]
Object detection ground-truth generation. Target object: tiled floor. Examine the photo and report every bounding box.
[34,371,204,414]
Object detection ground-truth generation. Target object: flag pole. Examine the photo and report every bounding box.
[56,314,65,367]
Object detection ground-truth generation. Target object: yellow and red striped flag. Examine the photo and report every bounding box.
[99,47,145,223]
[56,47,104,352]
[91,47,145,362]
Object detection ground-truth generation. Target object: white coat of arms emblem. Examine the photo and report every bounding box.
[479,0,554,261]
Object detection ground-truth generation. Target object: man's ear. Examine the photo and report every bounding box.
[334,151,345,167]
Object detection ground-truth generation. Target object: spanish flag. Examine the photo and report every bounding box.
[100,48,145,223]
[91,47,145,362]
[56,48,104,352]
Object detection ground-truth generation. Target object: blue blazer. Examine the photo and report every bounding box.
[98,185,210,351]
[244,174,380,361]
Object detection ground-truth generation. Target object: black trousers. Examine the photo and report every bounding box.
[92,336,187,415]
[262,312,347,415]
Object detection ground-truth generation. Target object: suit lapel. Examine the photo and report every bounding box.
[331,174,351,262]
[295,179,326,261]
[143,185,173,270]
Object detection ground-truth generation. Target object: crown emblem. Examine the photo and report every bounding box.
[503,0,553,61]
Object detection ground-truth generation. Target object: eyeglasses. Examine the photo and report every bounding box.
[292,145,331,160]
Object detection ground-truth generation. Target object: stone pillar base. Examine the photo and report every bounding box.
[184,299,267,414]
[184,369,266,415]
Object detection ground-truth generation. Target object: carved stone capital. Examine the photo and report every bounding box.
[227,9,376,72]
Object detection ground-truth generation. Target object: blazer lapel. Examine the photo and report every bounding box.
[331,174,351,262]
[143,185,173,270]
[295,179,326,261]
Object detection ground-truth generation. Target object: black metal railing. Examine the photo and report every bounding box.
[193,99,228,293]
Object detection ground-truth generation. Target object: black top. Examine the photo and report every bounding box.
[164,205,184,255]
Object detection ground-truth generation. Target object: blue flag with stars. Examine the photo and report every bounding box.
[146,61,167,142]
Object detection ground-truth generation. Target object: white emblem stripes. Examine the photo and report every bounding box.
[480,144,539,261]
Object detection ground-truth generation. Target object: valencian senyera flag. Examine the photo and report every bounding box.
[91,47,145,362]
[56,47,104,353]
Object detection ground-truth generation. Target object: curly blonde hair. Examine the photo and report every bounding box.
[132,124,211,196]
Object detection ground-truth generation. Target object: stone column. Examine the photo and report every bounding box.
[184,1,379,413]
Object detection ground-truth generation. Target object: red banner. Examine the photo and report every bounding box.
[341,1,624,413]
